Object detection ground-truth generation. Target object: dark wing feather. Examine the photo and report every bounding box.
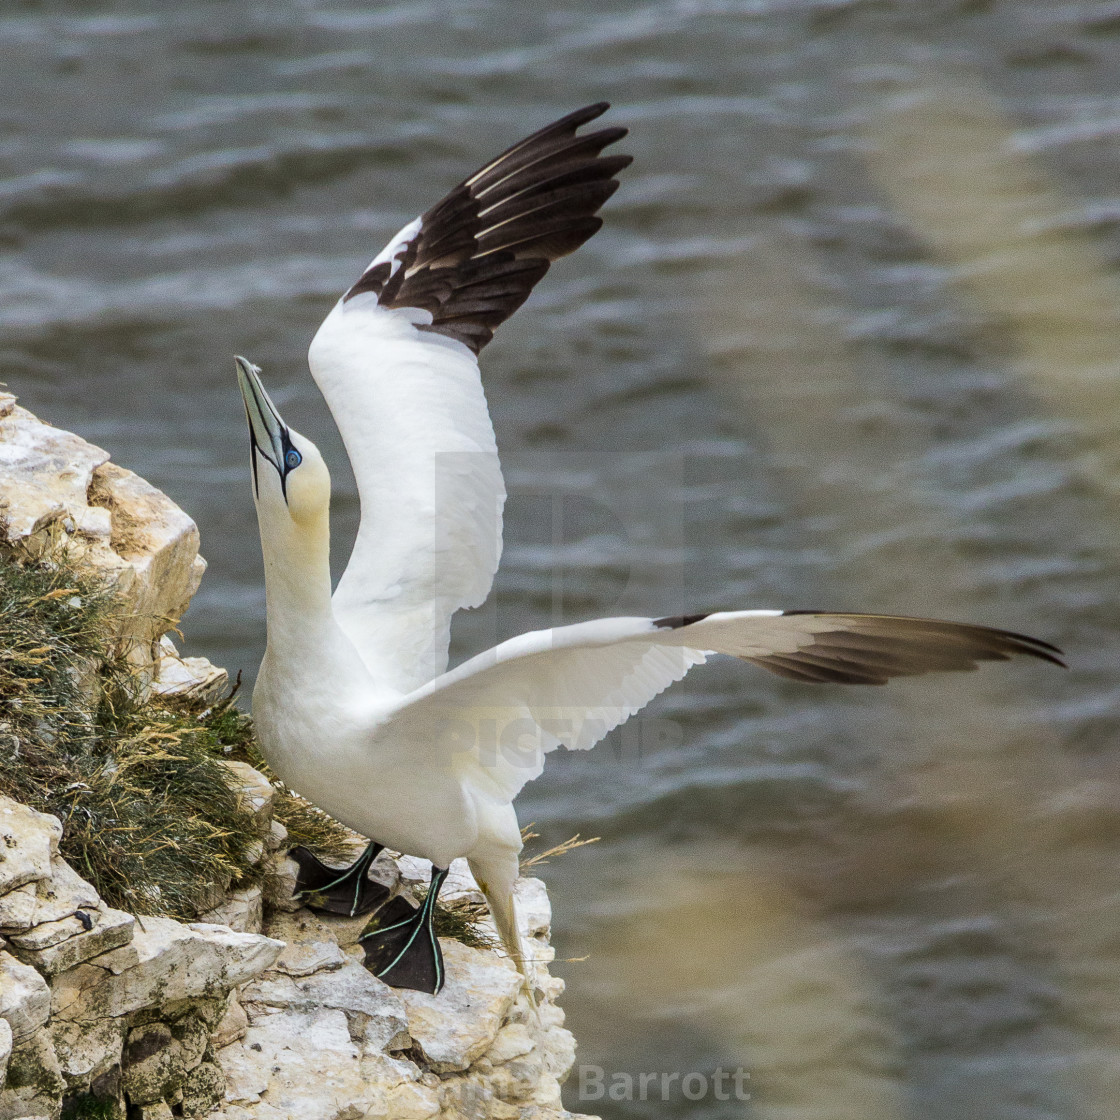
[747,614,1066,682]
[656,611,1066,684]
[344,103,631,353]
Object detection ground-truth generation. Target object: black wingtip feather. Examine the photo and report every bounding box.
[345,104,630,353]
[746,611,1066,683]
[779,611,1066,668]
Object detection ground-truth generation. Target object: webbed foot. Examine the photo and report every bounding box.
[290,841,390,918]
[359,866,448,994]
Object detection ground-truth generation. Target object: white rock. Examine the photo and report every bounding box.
[265,820,287,853]
[539,971,564,1002]
[315,908,374,951]
[437,1069,500,1117]
[397,939,522,1073]
[486,1022,535,1065]
[9,912,93,952]
[0,1018,11,1086]
[378,1079,440,1119]
[262,910,346,977]
[531,935,557,963]
[71,504,112,541]
[491,1022,577,1108]
[240,958,409,1052]
[217,1008,380,1117]
[136,1103,174,1120]
[528,1077,564,1109]
[0,883,47,935]
[49,1014,126,1083]
[0,399,205,685]
[535,999,565,1032]
[84,460,206,683]
[152,636,229,705]
[181,1059,226,1117]
[538,1024,578,1080]
[8,906,134,977]
[361,1008,412,1057]
[513,877,551,939]
[215,762,274,824]
[51,918,282,1023]
[211,995,249,1049]
[393,854,429,887]
[493,1042,547,1103]
[0,952,50,1044]
[0,857,100,934]
[199,887,263,935]
[0,798,61,896]
[368,848,402,894]
[0,400,109,541]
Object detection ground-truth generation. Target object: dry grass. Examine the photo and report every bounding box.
[519,826,599,872]
[0,549,263,918]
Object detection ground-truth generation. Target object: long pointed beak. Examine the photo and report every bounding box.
[235,356,287,476]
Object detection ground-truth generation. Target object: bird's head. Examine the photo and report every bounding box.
[235,356,330,528]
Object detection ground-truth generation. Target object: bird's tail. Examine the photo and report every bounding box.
[469,857,536,1008]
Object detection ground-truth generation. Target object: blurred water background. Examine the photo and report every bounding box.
[3,2,1120,1117]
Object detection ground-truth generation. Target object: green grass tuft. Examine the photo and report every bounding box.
[0,549,263,919]
[431,894,498,951]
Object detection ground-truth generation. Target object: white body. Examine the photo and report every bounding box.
[240,172,1058,989]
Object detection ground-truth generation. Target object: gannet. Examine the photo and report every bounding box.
[235,104,1064,996]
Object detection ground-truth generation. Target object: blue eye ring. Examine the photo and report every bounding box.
[285,448,302,470]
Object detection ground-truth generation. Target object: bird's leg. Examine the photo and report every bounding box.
[359,864,449,995]
[290,840,391,918]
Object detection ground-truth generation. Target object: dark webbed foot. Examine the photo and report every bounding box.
[359,866,448,994]
[290,841,391,918]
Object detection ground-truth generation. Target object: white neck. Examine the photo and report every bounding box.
[254,501,370,695]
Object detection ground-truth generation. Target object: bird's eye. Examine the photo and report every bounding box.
[285,448,302,470]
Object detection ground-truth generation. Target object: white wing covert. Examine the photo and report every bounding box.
[385,611,1064,802]
[307,105,631,693]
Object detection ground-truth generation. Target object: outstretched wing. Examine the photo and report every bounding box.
[308,105,631,693]
[386,611,1064,801]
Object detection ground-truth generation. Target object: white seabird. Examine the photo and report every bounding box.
[235,104,1064,996]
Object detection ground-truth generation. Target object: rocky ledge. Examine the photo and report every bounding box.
[0,395,596,1120]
